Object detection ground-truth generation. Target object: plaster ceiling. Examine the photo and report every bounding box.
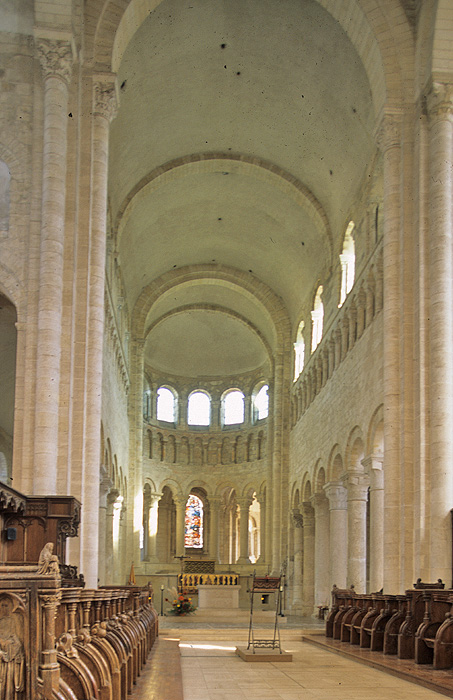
[145,308,268,377]
[109,0,377,378]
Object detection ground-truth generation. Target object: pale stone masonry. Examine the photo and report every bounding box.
[0,1,452,636]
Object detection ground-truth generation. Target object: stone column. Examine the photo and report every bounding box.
[174,496,186,557]
[218,504,227,564]
[426,83,453,581]
[34,39,73,494]
[79,76,118,588]
[105,490,117,582]
[291,509,304,611]
[345,471,369,591]
[156,498,169,563]
[142,488,151,561]
[237,497,252,564]
[324,481,348,588]
[147,493,161,562]
[256,492,266,563]
[363,455,384,592]
[377,113,402,591]
[98,473,112,585]
[312,492,330,608]
[231,503,238,564]
[301,502,315,615]
[209,497,221,562]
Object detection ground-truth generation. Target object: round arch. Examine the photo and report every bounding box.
[345,426,365,472]
[88,0,409,114]
[327,444,344,482]
[114,153,332,259]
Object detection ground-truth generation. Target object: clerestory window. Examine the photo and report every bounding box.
[187,391,211,426]
[253,384,269,420]
[294,321,305,380]
[157,386,177,422]
[311,285,324,352]
[339,221,355,307]
[223,389,245,425]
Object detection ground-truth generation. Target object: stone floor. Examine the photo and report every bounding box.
[134,615,451,700]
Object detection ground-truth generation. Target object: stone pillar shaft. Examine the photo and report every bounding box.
[312,493,330,607]
[378,113,402,591]
[34,40,73,494]
[80,77,118,588]
[301,502,315,614]
[237,497,251,563]
[209,498,221,562]
[324,481,348,588]
[346,472,369,591]
[427,83,453,580]
[291,510,304,610]
[368,457,384,592]
[174,497,186,557]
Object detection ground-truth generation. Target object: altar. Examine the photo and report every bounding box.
[197,583,241,609]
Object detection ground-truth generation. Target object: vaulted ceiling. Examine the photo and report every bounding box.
[109,0,376,378]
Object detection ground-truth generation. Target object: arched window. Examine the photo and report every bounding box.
[311,285,324,352]
[187,391,211,426]
[294,321,305,380]
[339,221,355,307]
[223,389,245,425]
[157,386,176,422]
[253,384,269,420]
[185,494,203,548]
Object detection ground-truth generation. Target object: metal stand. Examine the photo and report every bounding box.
[247,571,282,653]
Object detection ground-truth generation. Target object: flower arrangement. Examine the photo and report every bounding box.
[166,594,196,616]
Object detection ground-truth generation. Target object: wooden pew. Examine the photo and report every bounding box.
[383,595,407,654]
[325,586,357,640]
[359,593,397,650]
[398,580,445,659]
[415,590,452,667]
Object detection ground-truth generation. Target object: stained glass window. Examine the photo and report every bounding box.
[185,494,203,548]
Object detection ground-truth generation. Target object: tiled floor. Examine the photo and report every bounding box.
[156,618,449,700]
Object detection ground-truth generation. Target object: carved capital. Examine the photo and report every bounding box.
[426,82,453,122]
[375,113,401,152]
[37,39,73,84]
[324,481,348,510]
[93,80,118,123]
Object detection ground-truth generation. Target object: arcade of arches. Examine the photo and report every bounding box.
[0,0,453,621]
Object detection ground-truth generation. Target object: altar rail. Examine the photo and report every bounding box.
[0,567,158,700]
[325,581,453,670]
